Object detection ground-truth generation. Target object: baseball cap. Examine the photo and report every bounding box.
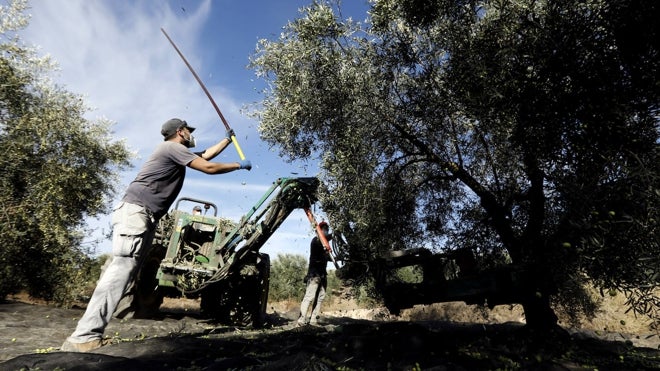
[161,118,196,137]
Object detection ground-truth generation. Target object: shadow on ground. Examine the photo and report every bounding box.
[1,301,659,370]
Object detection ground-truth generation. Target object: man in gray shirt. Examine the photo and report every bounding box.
[62,118,251,352]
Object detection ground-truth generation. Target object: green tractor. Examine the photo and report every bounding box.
[112,177,325,327]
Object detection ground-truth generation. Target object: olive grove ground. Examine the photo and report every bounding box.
[0,292,658,370]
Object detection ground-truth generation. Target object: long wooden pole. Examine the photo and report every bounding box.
[161,28,246,160]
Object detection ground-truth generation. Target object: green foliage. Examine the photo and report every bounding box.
[0,0,132,304]
[251,0,659,327]
[349,276,382,309]
[268,253,342,305]
[326,269,341,298]
[393,265,423,284]
[268,254,307,302]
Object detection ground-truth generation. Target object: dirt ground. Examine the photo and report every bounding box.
[1,294,659,370]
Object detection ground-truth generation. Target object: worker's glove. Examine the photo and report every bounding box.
[225,129,235,142]
[238,159,252,171]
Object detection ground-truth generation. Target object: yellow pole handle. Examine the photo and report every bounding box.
[230,135,245,160]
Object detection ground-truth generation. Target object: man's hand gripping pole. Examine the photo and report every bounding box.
[304,208,340,269]
[161,28,246,160]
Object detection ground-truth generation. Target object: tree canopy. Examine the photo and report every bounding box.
[250,0,659,328]
[0,0,132,303]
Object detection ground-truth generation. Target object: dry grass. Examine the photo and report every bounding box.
[318,288,658,335]
[153,287,659,335]
[15,284,654,336]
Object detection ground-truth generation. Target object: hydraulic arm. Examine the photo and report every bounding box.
[217,177,322,273]
[116,177,335,325]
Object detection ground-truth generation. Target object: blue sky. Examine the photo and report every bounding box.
[20,0,371,259]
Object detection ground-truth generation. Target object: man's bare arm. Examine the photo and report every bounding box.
[188,156,240,174]
[199,138,231,160]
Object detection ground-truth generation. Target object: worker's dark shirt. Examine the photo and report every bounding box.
[307,236,329,278]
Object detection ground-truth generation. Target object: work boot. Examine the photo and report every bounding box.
[60,338,106,352]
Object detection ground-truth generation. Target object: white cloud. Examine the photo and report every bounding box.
[23,0,216,156]
[20,0,327,260]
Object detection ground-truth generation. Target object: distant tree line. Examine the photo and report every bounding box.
[268,254,343,305]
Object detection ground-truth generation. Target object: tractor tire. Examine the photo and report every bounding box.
[200,253,270,327]
[251,253,271,327]
[200,281,232,323]
[112,243,167,319]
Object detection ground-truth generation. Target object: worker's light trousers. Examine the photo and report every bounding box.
[67,202,155,343]
[298,276,327,324]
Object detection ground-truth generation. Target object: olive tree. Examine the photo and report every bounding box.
[269,254,308,302]
[0,0,132,304]
[250,0,659,329]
